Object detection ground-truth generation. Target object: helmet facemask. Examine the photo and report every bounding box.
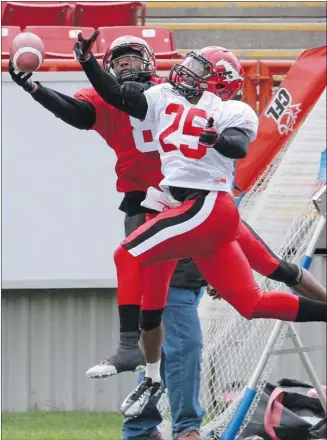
[169,52,212,98]
[103,42,155,83]
[169,50,243,100]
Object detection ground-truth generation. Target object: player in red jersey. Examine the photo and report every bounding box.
[9,34,206,440]
[75,38,327,418]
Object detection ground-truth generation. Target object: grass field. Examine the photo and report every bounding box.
[2,412,124,440]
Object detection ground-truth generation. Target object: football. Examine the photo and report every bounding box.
[10,32,45,73]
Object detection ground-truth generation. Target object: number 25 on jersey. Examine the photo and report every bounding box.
[159,104,209,159]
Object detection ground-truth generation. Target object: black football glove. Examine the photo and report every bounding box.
[120,81,146,107]
[73,30,99,63]
[9,60,38,93]
[199,117,219,148]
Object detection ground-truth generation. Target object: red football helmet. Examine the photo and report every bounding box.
[169,46,244,100]
[103,35,156,82]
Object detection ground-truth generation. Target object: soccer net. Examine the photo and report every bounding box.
[158,88,326,440]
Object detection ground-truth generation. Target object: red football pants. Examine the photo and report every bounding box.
[238,220,280,276]
[115,192,299,320]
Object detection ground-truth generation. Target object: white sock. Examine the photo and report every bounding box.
[145,359,161,383]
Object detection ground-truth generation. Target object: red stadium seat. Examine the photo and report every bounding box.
[97,26,178,59]
[1,26,21,58]
[2,2,72,29]
[73,2,146,28]
[2,2,8,19]
[25,26,95,58]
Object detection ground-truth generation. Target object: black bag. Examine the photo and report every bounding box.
[239,378,326,440]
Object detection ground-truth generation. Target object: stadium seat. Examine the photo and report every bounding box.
[1,25,21,58]
[72,2,146,28]
[25,26,95,58]
[2,2,72,29]
[1,2,7,18]
[97,26,178,59]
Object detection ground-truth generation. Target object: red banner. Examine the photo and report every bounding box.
[234,45,327,194]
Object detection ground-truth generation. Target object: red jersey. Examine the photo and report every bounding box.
[73,77,164,193]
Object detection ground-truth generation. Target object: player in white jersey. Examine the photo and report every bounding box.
[78,45,327,418]
[143,77,257,195]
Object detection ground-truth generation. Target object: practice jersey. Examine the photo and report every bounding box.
[144,83,258,193]
[73,84,163,193]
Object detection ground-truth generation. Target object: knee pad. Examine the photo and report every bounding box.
[268,260,302,287]
[140,309,164,331]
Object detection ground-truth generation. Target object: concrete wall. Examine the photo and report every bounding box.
[2,72,126,289]
[1,287,135,412]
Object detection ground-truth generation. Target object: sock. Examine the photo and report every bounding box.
[145,359,161,383]
[118,305,140,333]
[119,331,141,348]
[295,297,327,322]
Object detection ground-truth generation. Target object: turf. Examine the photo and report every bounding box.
[2,412,124,440]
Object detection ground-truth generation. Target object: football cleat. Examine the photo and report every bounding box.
[86,341,145,379]
[121,377,163,418]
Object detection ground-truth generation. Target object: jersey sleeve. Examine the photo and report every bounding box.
[217,100,259,142]
[73,87,116,135]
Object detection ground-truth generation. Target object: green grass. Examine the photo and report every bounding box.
[2,412,124,440]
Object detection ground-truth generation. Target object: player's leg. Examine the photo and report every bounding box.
[194,241,327,322]
[121,285,204,440]
[86,211,176,380]
[116,191,240,417]
[117,191,239,355]
[163,286,204,440]
[239,220,326,301]
[120,260,177,418]
[289,268,326,301]
[86,260,176,379]
[122,352,166,440]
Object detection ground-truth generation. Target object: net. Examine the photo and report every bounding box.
[159,88,326,440]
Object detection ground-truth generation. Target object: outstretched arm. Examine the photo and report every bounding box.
[9,60,95,130]
[74,31,148,120]
[32,85,96,129]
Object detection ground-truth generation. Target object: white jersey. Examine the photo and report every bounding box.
[144,83,258,192]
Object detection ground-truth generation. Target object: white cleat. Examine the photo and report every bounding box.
[86,360,145,379]
[86,343,146,379]
[121,377,163,418]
